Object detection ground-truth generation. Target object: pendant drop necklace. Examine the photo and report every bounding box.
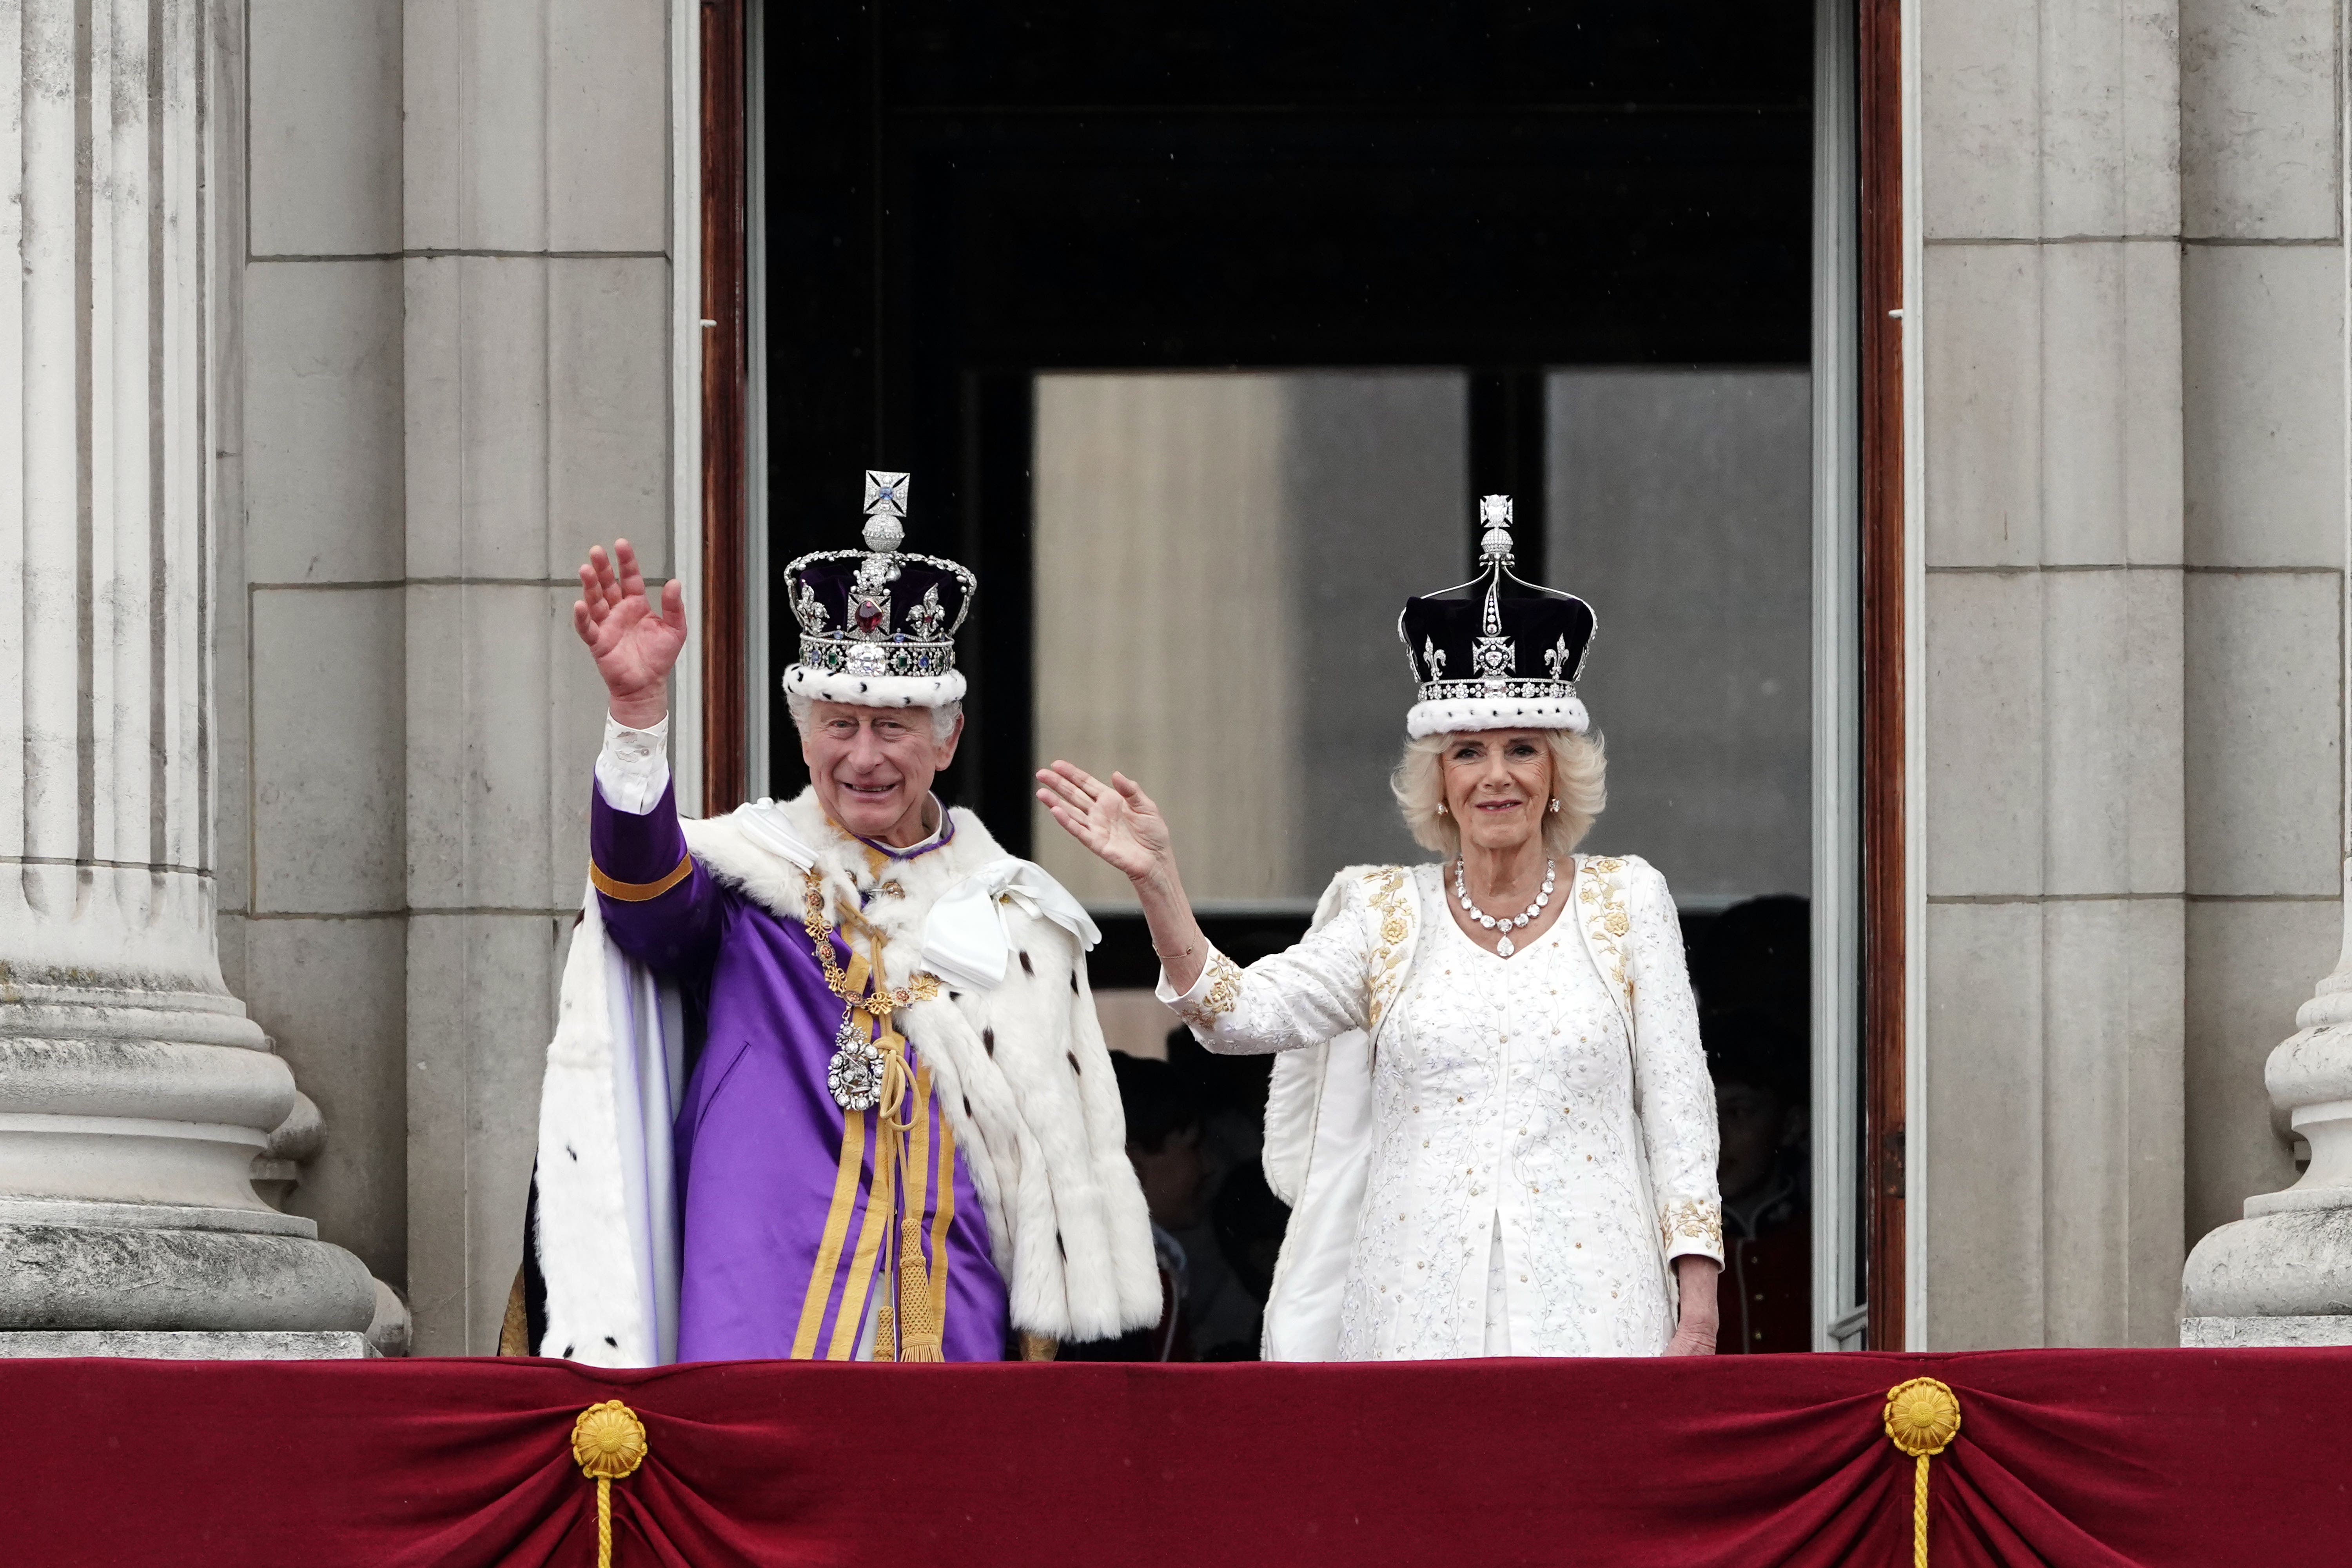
[1454,855,1555,957]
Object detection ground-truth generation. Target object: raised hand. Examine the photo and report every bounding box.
[573,539,686,728]
[1035,762,1173,884]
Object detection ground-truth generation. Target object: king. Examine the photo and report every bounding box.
[510,471,1161,1365]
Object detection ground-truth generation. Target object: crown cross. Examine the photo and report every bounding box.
[862,470,910,553]
[1477,494,1515,563]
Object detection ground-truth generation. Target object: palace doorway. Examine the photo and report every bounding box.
[702,0,1902,1353]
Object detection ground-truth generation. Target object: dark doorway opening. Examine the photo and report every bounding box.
[750,0,1827,1356]
[761,0,1813,823]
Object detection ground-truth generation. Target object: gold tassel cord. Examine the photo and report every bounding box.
[1882,1378,1962,1568]
[572,1401,650,1568]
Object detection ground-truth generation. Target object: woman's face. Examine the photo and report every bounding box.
[1439,729,1551,854]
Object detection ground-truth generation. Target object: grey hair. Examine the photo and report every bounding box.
[1390,728,1607,859]
[786,693,964,745]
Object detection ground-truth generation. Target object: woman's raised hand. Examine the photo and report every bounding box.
[1035,762,1172,884]
[573,539,686,728]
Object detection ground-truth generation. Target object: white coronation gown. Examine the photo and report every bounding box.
[1160,857,1722,1360]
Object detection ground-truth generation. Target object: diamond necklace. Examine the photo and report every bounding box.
[1454,855,1556,958]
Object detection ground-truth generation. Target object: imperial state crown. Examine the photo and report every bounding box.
[781,470,977,709]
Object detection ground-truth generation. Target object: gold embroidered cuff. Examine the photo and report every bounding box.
[590,851,694,902]
[1171,951,1243,1029]
[1660,1198,1724,1254]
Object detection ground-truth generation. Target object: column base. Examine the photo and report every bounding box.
[2180,1316,2352,1348]
[0,1330,374,1359]
[0,1204,376,1333]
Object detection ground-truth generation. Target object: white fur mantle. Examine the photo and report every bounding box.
[532,789,1161,1366]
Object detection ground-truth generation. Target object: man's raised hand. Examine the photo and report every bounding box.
[573,539,686,728]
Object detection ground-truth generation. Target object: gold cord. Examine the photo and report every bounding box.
[1911,1454,1930,1568]
[1883,1378,1961,1568]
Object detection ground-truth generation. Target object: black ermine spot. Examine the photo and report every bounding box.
[1067,1052,1081,1075]
[949,990,961,1002]
[983,1027,996,1056]
[1056,1232,1067,1259]
[603,1336,617,1348]
[1069,971,1078,995]
[1019,950,1034,976]
[962,1096,974,1118]
[562,1344,575,1357]
[566,1145,577,1161]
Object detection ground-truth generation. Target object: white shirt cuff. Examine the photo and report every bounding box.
[595,713,672,815]
[1154,962,1212,1009]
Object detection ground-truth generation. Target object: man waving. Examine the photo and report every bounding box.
[512,472,1158,1365]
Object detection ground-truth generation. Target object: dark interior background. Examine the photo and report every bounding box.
[762,0,1814,872]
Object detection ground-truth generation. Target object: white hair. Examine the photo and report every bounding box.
[1390,727,1607,859]
[786,692,963,745]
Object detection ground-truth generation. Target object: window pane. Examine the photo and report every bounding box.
[1545,368,1813,903]
[1033,371,1467,906]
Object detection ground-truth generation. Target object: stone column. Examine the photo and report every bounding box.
[2172,0,2352,1352]
[0,0,372,1353]
[1916,0,2189,1348]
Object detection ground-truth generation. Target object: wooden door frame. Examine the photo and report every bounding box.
[1857,0,1907,1352]
[695,0,1913,1343]
[700,0,750,816]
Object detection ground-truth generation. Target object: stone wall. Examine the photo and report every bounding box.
[1917,0,2345,1347]
[215,0,690,1354]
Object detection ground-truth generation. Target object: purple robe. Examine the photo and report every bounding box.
[591,781,1009,1362]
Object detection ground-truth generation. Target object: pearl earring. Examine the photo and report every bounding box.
[1436,803,1447,815]
[1549,798,1561,813]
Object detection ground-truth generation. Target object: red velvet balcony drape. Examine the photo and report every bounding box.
[10,1348,2339,1565]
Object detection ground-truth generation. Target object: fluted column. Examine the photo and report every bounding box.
[0,0,370,1342]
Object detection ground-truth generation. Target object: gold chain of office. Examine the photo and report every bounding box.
[800,869,942,1018]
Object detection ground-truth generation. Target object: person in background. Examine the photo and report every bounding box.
[1705,1009,1811,1354]
[1211,1162,1292,1333]
[1164,1026,1282,1357]
[1063,1054,1201,1362]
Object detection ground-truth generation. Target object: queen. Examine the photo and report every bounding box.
[1039,497,1723,1360]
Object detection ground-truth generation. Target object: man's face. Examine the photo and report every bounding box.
[801,702,962,845]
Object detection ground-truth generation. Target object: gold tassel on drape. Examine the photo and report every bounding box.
[1882,1378,1962,1568]
[572,1401,649,1568]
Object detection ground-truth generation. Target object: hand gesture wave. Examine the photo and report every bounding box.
[572,539,685,726]
[1035,761,1172,882]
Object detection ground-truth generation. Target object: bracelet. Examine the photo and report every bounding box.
[1152,942,1196,964]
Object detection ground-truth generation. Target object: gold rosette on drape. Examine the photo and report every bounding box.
[1882,1378,1962,1566]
